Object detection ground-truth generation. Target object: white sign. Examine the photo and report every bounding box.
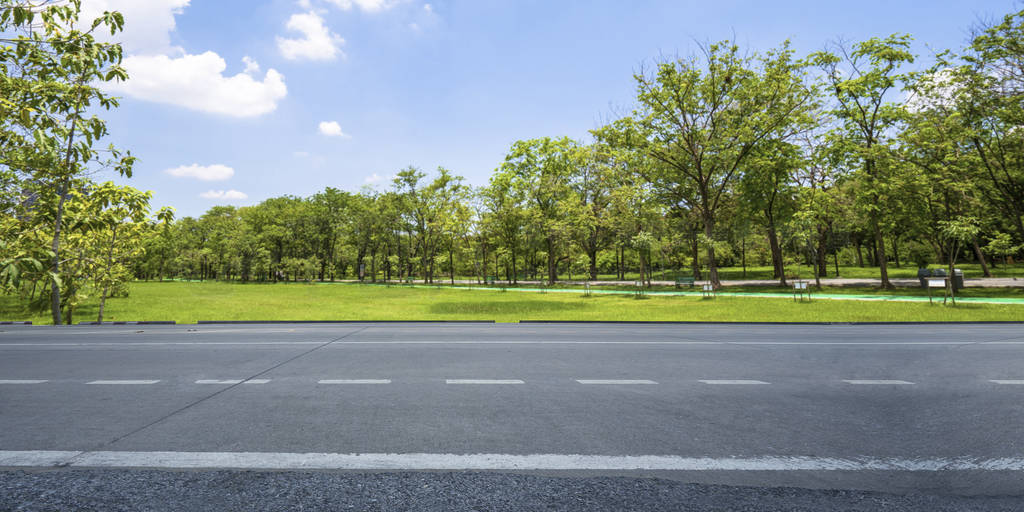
[928,279,945,288]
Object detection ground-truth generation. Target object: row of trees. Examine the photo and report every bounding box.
[133,10,1024,291]
[3,3,1024,323]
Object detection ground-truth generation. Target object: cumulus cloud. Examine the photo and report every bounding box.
[79,0,189,55]
[423,3,432,13]
[325,0,395,12]
[109,53,287,117]
[200,189,248,200]
[277,11,345,61]
[88,1,288,117]
[364,173,383,184]
[318,121,350,137]
[165,163,235,181]
[241,55,261,74]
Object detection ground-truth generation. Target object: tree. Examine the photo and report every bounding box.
[620,41,815,286]
[812,34,915,288]
[497,137,580,284]
[1,0,135,323]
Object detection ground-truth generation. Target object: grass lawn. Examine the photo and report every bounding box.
[2,281,1022,324]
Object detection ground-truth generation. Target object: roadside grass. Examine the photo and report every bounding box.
[406,281,1024,298]
[1,281,1022,324]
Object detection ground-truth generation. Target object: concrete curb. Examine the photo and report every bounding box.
[75,321,176,325]
[520,320,1024,325]
[195,320,496,324]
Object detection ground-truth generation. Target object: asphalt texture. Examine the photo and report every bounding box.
[2,322,1024,511]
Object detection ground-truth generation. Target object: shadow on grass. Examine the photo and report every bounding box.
[428,299,592,315]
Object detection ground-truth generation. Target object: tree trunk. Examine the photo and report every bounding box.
[973,238,991,277]
[97,226,118,323]
[874,222,892,289]
[588,245,598,281]
[767,223,785,285]
[702,213,720,287]
[854,239,864,268]
[892,236,901,268]
[741,237,747,279]
[546,237,556,284]
[690,234,701,280]
[817,226,828,277]
[49,178,69,325]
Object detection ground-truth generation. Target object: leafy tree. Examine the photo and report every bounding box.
[813,35,915,288]
[620,41,815,285]
[1,0,135,323]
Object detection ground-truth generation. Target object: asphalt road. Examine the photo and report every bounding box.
[2,322,1024,510]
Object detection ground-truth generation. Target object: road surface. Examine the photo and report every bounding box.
[1,322,1023,510]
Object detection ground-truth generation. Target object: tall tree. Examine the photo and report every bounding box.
[812,34,915,288]
[620,41,815,286]
[1,0,135,323]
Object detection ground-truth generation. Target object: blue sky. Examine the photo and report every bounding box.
[87,0,1021,218]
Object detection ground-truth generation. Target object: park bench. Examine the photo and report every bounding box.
[485,275,497,285]
[675,276,696,289]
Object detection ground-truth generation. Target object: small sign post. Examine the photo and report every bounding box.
[793,281,810,302]
[927,278,948,304]
[701,283,716,299]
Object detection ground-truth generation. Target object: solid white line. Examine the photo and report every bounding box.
[699,380,769,385]
[318,379,391,384]
[446,379,524,384]
[4,451,1024,471]
[576,379,658,385]
[842,380,914,385]
[86,380,160,385]
[990,380,1024,385]
[0,380,48,384]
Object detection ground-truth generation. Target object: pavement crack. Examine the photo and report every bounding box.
[61,326,371,465]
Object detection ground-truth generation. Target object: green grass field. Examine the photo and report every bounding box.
[2,281,1023,324]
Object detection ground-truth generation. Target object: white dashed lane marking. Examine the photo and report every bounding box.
[446,379,525,385]
[842,380,914,385]
[576,380,658,385]
[990,380,1024,385]
[699,380,769,385]
[195,379,270,385]
[0,380,48,384]
[86,380,160,385]
[318,379,391,384]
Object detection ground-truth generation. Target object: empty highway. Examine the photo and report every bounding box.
[2,322,1024,510]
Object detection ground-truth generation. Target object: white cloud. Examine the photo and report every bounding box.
[294,151,311,158]
[408,22,420,32]
[80,0,189,55]
[364,173,383,183]
[277,11,345,61]
[200,190,248,200]
[325,0,395,12]
[423,3,432,13]
[165,164,235,181]
[242,55,260,74]
[87,1,288,117]
[318,121,350,138]
[109,53,287,117]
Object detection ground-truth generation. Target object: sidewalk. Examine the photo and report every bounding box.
[363,277,1024,288]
